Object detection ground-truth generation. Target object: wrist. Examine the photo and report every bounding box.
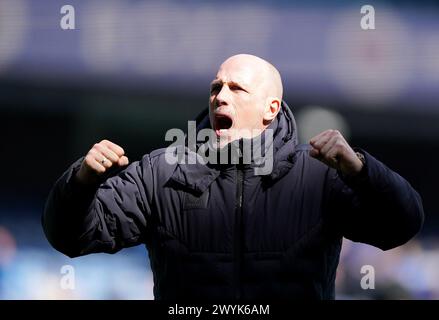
[340,151,366,178]
[353,151,366,175]
[74,166,98,186]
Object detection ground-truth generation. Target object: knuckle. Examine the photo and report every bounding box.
[89,149,97,156]
[84,155,93,163]
[88,153,97,161]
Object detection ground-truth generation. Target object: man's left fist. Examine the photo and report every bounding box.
[309,129,364,177]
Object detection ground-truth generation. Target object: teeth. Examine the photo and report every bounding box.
[219,129,228,133]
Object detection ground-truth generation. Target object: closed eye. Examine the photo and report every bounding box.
[229,84,247,93]
[210,81,248,94]
[229,85,243,91]
[210,84,221,93]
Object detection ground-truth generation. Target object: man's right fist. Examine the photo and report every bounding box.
[75,139,129,185]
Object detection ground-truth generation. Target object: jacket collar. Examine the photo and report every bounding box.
[169,100,298,195]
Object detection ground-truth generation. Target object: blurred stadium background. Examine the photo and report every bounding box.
[0,0,438,299]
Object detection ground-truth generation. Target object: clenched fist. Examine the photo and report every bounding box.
[75,139,129,185]
[309,129,364,177]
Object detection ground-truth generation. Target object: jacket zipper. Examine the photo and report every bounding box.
[234,165,244,300]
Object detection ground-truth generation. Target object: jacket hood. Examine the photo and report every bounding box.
[169,100,299,194]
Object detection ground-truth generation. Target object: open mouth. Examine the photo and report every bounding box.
[214,113,233,136]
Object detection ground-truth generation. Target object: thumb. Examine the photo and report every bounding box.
[118,156,129,166]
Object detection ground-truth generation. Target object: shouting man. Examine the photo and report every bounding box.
[43,54,424,300]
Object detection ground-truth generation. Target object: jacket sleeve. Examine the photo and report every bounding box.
[328,149,424,251]
[42,155,154,258]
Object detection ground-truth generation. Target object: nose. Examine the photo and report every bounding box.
[215,85,230,108]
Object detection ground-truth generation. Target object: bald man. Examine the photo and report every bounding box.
[43,54,424,301]
[209,54,283,142]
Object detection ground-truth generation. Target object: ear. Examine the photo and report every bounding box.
[263,97,281,122]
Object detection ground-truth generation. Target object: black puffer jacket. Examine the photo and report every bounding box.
[42,102,424,300]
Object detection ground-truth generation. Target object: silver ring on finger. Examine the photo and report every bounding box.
[101,157,108,165]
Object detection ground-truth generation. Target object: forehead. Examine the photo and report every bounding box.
[213,61,260,87]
